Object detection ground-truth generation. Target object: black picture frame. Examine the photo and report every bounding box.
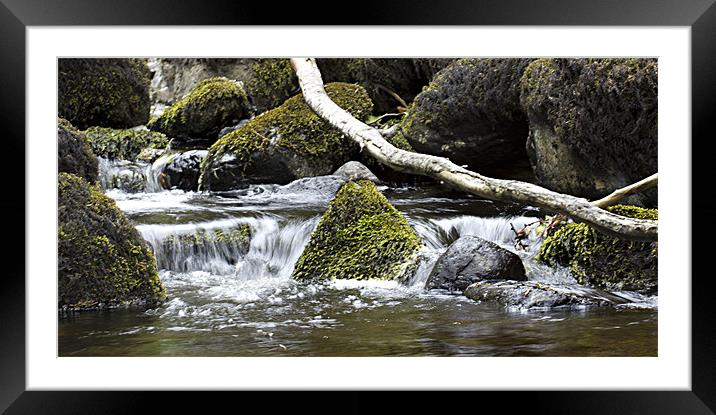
[2,0,713,413]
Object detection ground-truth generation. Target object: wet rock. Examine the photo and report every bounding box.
[275,175,346,200]
[136,147,167,163]
[97,158,148,193]
[200,83,373,191]
[84,126,170,161]
[426,235,526,292]
[317,58,454,114]
[397,58,535,180]
[292,181,422,281]
[332,161,380,183]
[520,58,658,206]
[464,280,630,309]
[162,150,208,191]
[148,58,298,114]
[58,58,151,129]
[538,205,658,293]
[148,77,251,145]
[57,118,98,184]
[58,173,165,308]
[218,119,249,139]
[157,224,251,272]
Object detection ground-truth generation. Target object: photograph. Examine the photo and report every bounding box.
[56,56,659,357]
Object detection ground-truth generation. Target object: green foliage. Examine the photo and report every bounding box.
[537,205,658,292]
[58,58,151,129]
[147,77,250,140]
[292,181,422,281]
[83,127,170,161]
[57,117,99,183]
[58,173,165,308]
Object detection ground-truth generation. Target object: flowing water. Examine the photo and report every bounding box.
[58,164,657,356]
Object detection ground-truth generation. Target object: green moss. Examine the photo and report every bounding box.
[200,82,373,188]
[537,205,658,292]
[83,127,170,161]
[58,173,165,308]
[58,58,151,129]
[292,180,422,281]
[148,77,250,140]
[244,59,297,111]
[58,117,99,183]
[161,224,251,251]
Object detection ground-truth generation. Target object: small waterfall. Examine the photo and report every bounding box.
[97,154,175,193]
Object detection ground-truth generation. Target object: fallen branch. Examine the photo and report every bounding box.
[290,58,658,241]
[591,173,658,208]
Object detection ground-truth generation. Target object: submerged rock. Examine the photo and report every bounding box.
[57,118,98,184]
[148,77,250,145]
[157,224,251,272]
[58,58,151,129]
[537,205,658,293]
[57,173,165,308]
[317,58,454,114]
[162,150,208,191]
[397,58,534,180]
[464,280,630,309]
[332,161,380,183]
[200,83,373,191]
[292,180,422,281]
[426,235,526,292]
[84,126,170,161]
[520,58,658,206]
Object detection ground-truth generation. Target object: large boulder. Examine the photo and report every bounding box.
[520,58,658,206]
[84,126,170,161]
[397,58,534,180]
[162,150,208,191]
[58,173,165,308]
[464,280,629,309]
[148,77,251,146]
[317,58,454,114]
[292,180,422,281]
[57,118,98,184]
[149,58,297,114]
[537,205,658,293]
[426,235,526,292]
[199,82,373,191]
[58,58,151,129]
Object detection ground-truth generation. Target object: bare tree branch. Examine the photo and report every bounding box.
[591,173,658,208]
[290,58,657,241]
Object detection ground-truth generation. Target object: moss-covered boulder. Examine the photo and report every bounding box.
[149,58,297,114]
[317,58,454,114]
[58,118,98,184]
[58,173,165,308]
[84,127,170,161]
[397,58,534,180]
[537,205,658,293]
[200,82,373,190]
[147,77,250,145]
[58,58,151,129]
[292,181,422,281]
[520,58,658,206]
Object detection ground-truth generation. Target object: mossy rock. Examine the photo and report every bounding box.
[58,173,165,308]
[57,118,99,184]
[317,58,454,114]
[520,58,658,206]
[58,58,151,129]
[84,127,170,161]
[292,180,422,281]
[243,59,298,112]
[537,205,658,293]
[397,58,535,180]
[200,82,373,191]
[147,77,250,145]
[158,224,251,270]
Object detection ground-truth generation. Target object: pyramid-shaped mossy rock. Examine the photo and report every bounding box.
[292,180,422,281]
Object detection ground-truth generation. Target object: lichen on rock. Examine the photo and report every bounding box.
[200,82,373,191]
[58,172,165,308]
[537,205,658,293]
[58,58,151,129]
[58,118,99,184]
[292,180,422,281]
[148,76,250,144]
[84,127,170,161]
